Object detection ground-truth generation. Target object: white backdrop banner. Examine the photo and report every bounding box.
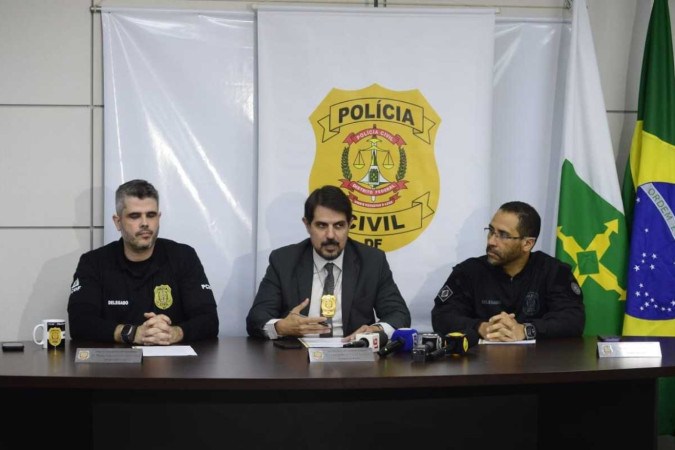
[257,6,496,330]
[102,7,568,335]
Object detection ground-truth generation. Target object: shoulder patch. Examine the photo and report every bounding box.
[571,281,581,296]
[70,278,81,293]
[437,284,453,302]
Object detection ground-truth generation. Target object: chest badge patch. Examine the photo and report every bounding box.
[523,291,540,316]
[154,285,173,310]
[309,83,441,251]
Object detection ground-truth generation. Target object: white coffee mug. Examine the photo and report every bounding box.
[33,319,66,349]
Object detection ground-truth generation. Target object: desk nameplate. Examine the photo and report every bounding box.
[308,348,375,362]
[75,348,143,363]
[597,341,662,358]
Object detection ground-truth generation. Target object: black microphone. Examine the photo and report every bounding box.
[343,330,388,351]
[424,330,479,360]
[442,329,479,356]
[343,339,368,348]
[428,345,446,360]
[377,328,417,357]
[412,333,442,362]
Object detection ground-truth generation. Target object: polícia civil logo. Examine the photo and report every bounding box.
[309,84,441,251]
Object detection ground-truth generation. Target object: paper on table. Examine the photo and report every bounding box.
[478,339,536,345]
[298,337,346,348]
[133,345,197,356]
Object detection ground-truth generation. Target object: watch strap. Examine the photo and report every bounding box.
[121,324,136,344]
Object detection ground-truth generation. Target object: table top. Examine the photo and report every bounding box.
[1,336,674,391]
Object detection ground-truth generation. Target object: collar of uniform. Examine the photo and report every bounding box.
[499,251,541,280]
[480,253,532,281]
[115,237,166,277]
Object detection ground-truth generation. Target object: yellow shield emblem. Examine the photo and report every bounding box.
[309,84,440,251]
[47,327,63,347]
[154,284,173,310]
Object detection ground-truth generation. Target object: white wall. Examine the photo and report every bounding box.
[0,0,658,341]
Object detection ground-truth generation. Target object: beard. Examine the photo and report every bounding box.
[486,244,518,267]
[318,238,342,260]
[126,227,159,253]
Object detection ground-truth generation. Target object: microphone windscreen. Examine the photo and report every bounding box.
[390,328,418,352]
[444,329,478,355]
[377,328,417,356]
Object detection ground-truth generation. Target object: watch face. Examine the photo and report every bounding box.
[525,324,536,339]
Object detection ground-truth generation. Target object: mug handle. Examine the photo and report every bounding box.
[33,323,45,345]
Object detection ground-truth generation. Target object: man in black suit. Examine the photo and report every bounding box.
[246,185,411,340]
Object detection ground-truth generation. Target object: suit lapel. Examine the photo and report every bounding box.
[296,244,314,315]
[341,242,359,330]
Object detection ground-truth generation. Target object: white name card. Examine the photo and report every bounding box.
[308,348,375,362]
[597,341,662,358]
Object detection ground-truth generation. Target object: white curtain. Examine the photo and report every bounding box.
[102,7,568,335]
[102,10,256,336]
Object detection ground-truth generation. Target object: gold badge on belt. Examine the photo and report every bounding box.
[320,294,337,318]
[154,284,173,310]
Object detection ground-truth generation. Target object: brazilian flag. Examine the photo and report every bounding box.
[621,0,675,435]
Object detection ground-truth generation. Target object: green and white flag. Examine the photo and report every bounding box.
[555,0,628,336]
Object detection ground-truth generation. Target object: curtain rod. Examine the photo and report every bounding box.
[91,2,570,13]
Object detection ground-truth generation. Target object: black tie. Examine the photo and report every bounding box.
[323,263,335,295]
[320,263,335,337]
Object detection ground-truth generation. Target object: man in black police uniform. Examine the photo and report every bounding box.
[432,201,584,341]
[246,185,410,341]
[68,179,218,345]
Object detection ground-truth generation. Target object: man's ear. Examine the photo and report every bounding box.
[112,214,122,231]
[302,217,310,233]
[523,237,536,252]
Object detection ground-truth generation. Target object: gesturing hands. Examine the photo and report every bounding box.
[274,299,330,337]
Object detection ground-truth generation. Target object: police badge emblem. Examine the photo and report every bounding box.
[320,294,337,318]
[154,284,173,310]
[309,84,441,252]
[523,291,540,316]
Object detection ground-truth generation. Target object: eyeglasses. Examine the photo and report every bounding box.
[484,227,526,241]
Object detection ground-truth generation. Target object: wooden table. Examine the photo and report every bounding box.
[2,336,673,450]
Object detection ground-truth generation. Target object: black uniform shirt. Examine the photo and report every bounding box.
[431,251,584,338]
[67,238,219,342]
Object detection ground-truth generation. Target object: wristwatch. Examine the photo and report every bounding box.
[121,324,136,345]
[523,323,536,340]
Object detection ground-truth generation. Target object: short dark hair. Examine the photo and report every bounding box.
[499,201,540,239]
[115,179,159,215]
[304,185,352,224]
